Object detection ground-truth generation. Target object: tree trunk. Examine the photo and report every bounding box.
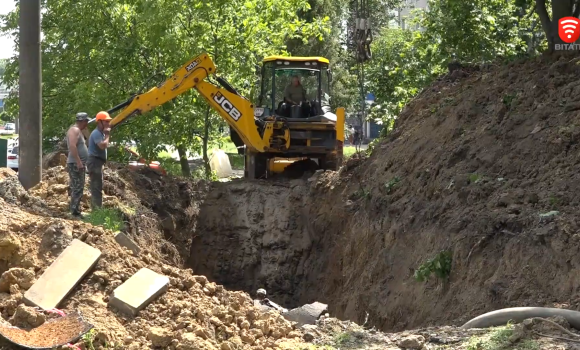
[552,0,575,47]
[202,105,211,177]
[177,144,190,177]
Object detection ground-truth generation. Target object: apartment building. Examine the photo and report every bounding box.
[398,0,428,30]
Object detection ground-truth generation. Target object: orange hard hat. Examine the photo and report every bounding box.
[96,111,112,121]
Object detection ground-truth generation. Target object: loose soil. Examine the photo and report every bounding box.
[0,313,90,347]
[0,168,309,349]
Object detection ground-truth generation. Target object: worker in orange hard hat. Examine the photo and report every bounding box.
[87,111,112,209]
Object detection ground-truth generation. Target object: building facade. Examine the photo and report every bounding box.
[398,0,428,30]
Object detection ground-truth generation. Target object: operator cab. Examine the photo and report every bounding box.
[256,56,336,122]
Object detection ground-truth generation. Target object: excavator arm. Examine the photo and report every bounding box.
[106,53,289,153]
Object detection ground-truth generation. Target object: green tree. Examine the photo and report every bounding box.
[365,27,444,131]
[364,0,541,131]
[419,0,531,64]
[0,0,329,176]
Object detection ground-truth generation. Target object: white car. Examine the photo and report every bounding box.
[7,137,17,148]
[7,146,18,170]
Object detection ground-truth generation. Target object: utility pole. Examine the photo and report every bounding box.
[18,0,42,189]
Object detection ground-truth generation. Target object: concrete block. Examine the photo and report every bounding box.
[108,267,169,316]
[113,231,141,255]
[23,239,101,310]
[282,301,328,326]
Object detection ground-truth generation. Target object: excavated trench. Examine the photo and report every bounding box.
[186,178,332,310]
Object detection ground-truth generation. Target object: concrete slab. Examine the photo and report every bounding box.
[282,301,328,326]
[108,267,169,316]
[113,231,141,255]
[23,239,101,310]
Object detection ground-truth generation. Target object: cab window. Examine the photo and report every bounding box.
[274,68,320,107]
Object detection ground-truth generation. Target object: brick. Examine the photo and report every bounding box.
[114,231,141,255]
[23,239,101,310]
[108,268,169,316]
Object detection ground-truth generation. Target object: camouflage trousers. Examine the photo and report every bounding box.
[67,163,86,215]
[87,156,105,209]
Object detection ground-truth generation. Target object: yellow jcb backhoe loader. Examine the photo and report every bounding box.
[100,53,345,179]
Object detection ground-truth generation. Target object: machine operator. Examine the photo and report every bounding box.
[284,76,307,105]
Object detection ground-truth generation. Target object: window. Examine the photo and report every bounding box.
[274,68,320,106]
[321,66,330,98]
[259,62,274,109]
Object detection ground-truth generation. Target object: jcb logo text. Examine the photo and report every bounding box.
[214,92,241,121]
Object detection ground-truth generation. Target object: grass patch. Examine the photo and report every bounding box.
[468,173,482,184]
[227,153,244,170]
[116,203,136,217]
[466,324,539,350]
[81,328,97,350]
[343,146,357,158]
[385,177,401,194]
[83,207,124,231]
[334,332,352,344]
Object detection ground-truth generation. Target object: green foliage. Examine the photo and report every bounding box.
[420,0,531,63]
[365,138,382,156]
[350,187,371,201]
[365,27,445,126]
[228,153,245,170]
[83,207,124,232]
[334,332,352,345]
[384,177,401,194]
[466,323,539,350]
[414,250,452,282]
[191,167,220,181]
[157,156,183,177]
[502,93,517,108]
[549,195,561,209]
[366,0,542,128]
[0,111,14,123]
[81,328,97,350]
[0,0,330,169]
[468,173,482,184]
[0,59,7,79]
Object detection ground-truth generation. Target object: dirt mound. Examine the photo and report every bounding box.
[0,170,324,350]
[115,166,209,261]
[28,164,194,266]
[184,52,580,332]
